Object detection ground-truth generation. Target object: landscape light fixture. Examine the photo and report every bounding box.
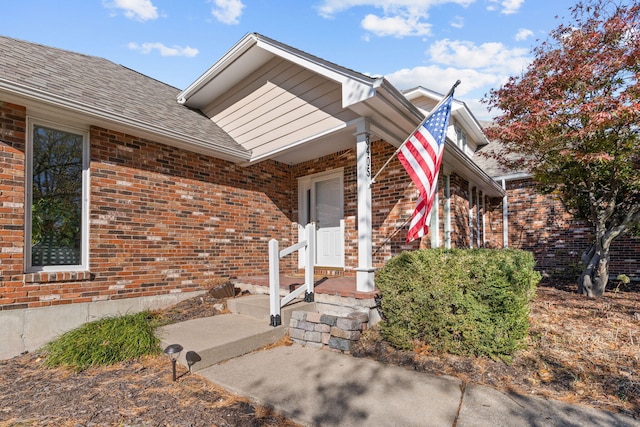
[163,343,183,382]
[185,350,201,373]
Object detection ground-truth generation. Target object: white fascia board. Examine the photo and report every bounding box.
[405,86,489,146]
[177,33,257,105]
[254,37,379,108]
[491,172,532,182]
[241,122,348,166]
[451,101,489,146]
[1,81,250,163]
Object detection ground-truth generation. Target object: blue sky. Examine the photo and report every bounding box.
[2,0,577,120]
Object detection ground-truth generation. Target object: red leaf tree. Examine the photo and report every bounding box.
[483,1,640,297]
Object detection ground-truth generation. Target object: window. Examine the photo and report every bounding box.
[26,120,89,272]
[455,125,467,154]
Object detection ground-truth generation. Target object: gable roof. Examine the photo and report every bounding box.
[177,32,425,165]
[0,35,249,162]
[402,86,489,147]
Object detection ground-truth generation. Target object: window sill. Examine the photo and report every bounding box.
[24,271,93,284]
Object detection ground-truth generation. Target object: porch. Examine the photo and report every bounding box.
[158,274,380,373]
[231,273,380,321]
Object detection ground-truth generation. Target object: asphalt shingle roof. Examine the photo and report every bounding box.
[0,35,249,160]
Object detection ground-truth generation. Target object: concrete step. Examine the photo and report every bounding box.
[227,294,315,326]
[156,296,316,372]
[157,314,286,372]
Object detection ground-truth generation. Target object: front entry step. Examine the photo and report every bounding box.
[156,295,316,372]
[227,294,316,326]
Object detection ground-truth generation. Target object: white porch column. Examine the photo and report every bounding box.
[355,120,375,292]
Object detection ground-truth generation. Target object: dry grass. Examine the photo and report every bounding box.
[2,280,637,425]
[354,280,640,419]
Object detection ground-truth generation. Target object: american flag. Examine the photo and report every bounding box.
[398,94,453,243]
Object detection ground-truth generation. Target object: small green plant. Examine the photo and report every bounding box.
[614,274,631,293]
[42,310,161,372]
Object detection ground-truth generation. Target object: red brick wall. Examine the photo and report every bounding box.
[369,139,420,262]
[0,102,26,307]
[505,178,640,279]
[448,173,470,248]
[484,196,505,249]
[0,100,296,309]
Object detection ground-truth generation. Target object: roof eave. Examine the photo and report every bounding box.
[444,139,505,197]
[178,32,382,110]
[1,79,250,163]
[177,33,259,105]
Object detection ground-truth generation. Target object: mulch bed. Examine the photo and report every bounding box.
[353,279,640,420]
[1,279,638,425]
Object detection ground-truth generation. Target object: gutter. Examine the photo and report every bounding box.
[446,140,505,197]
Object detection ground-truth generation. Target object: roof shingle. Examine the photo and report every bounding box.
[0,35,248,160]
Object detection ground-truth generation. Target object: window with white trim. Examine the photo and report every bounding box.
[455,125,468,154]
[26,119,89,272]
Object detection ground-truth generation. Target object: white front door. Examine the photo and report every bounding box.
[298,170,344,268]
[314,176,343,266]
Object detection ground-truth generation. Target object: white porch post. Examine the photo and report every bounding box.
[355,120,375,292]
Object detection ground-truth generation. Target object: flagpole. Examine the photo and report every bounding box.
[370,80,461,187]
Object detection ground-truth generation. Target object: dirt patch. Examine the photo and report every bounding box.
[1,280,638,425]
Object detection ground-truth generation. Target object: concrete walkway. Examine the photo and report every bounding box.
[199,345,639,427]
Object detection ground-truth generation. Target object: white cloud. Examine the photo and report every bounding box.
[427,38,529,75]
[317,0,474,19]
[486,0,524,15]
[385,38,532,119]
[386,65,499,96]
[103,0,158,21]
[450,16,464,29]
[362,14,432,37]
[515,28,534,41]
[317,0,474,38]
[210,0,245,25]
[128,42,199,57]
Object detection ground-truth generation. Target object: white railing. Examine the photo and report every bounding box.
[268,223,315,326]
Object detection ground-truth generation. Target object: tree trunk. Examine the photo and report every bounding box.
[578,243,610,297]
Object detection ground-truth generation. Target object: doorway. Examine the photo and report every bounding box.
[298,169,344,268]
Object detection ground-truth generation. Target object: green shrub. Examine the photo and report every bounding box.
[376,249,540,360]
[42,310,161,371]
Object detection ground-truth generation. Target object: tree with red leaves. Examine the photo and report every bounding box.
[484,1,640,297]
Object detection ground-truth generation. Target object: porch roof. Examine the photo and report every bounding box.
[178,33,425,166]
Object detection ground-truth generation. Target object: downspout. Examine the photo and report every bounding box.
[502,179,508,248]
[482,193,486,248]
[445,175,451,249]
[476,189,481,248]
[468,182,474,248]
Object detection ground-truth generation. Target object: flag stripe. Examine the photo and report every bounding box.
[397,93,453,243]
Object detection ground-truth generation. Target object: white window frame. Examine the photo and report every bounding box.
[25,117,90,273]
[455,124,468,155]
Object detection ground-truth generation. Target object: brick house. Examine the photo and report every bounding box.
[4,32,633,360]
[0,33,504,358]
